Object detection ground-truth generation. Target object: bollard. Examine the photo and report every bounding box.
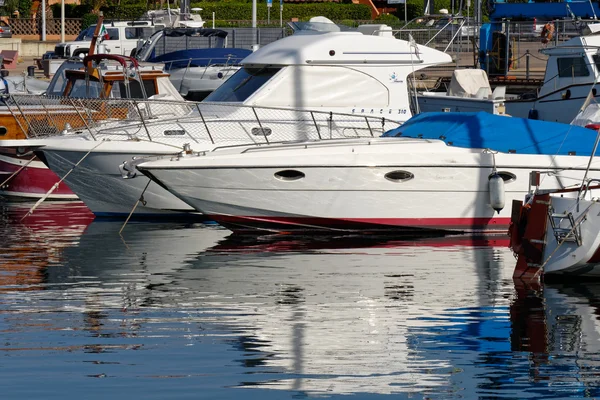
[525,50,530,80]
[27,65,35,77]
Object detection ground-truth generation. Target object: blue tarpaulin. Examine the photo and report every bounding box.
[383,112,600,156]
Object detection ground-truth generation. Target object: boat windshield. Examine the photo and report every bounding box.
[46,59,84,96]
[203,66,281,102]
[65,78,157,99]
[68,79,104,98]
[76,26,96,41]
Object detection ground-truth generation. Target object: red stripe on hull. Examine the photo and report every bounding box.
[587,244,600,264]
[0,155,76,198]
[207,215,513,234]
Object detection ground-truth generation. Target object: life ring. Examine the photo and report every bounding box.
[541,23,554,44]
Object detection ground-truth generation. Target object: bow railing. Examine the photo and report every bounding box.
[2,94,403,146]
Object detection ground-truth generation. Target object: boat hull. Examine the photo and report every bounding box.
[37,146,197,217]
[542,197,600,277]
[0,150,77,200]
[141,166,514,234]
[139,139,600,234]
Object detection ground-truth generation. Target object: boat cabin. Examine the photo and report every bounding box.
[538,32,600,97]
[1,54,182,140]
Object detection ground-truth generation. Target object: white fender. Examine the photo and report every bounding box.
[489,173,505,213]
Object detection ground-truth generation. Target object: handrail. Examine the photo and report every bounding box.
[3,94,404,149]
[83,54,140,69]
[162,56,246,66]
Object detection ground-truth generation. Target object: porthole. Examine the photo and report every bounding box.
[275,170,305,181]
[252,127,272,136]
[489,171,516,183]
[385,170,414,182]
[0,126,7,136]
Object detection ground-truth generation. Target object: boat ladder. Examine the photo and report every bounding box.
[548,208,582,246]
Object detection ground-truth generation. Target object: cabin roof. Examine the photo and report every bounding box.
[241,30,452,66]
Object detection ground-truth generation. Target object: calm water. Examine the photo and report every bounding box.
[2,200,600,399]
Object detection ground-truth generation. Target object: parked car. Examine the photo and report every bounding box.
[54,20,165,59]
[0,21,12,38]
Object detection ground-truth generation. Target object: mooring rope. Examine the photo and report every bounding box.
[20,141,104,221]
[0,155,35,188]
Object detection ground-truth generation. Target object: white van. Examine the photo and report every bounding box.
[54,20,166,59]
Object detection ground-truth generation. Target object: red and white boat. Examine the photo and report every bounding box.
[136,133,600,235]
[0,147,76,199]
[510,171,600,279]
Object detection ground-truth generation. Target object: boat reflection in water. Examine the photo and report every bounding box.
[5,206,600,397]
[0,200,94,291]
[511,279,600,392]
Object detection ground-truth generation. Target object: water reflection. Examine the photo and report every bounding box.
[0,201,94,291]
[3,201,600,398]
[510,280,600,396]
[191,234,515,395]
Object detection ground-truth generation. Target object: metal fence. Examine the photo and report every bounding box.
[3,95,402,147]
[395,18,597,79]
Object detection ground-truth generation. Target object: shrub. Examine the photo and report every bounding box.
[375,13,400,23]
[81,12,99,28]
[51,3,93,18]
[189,2,371,21]
[101,4,147,20]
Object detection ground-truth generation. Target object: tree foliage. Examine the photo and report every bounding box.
[3,0,33,17]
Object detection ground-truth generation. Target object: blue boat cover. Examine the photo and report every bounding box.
[382,112,600,156]
[150,48,252,70]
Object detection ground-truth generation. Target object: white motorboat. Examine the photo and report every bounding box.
[5,19,451,218]
[417,23,600,123]
[136,112,600,234]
